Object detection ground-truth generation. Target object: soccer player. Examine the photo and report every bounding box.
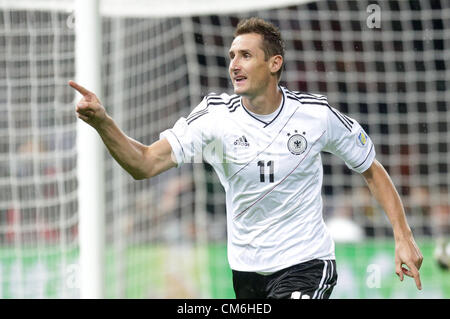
[69,17,423,299]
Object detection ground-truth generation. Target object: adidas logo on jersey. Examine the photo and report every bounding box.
[233,136,250,147]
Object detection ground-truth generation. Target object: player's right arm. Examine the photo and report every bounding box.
[69,80,177,179]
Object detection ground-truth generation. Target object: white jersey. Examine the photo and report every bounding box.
[160,86,375,273]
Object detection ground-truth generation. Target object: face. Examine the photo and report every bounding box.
[228,33,280,97]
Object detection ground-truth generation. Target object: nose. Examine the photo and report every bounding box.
[229,57,240,74]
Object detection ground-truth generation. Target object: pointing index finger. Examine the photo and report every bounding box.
[69,80,91,96]
[413,269,422,290]
[405,263,422,290]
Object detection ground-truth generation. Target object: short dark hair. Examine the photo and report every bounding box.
[234,17,285,80]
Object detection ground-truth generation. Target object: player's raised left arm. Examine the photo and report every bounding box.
[361,159,423,290]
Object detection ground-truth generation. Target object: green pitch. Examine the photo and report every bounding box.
[0,240,448,298]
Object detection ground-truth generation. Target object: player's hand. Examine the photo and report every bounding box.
[69,80,107,129]
[395,236,423,290]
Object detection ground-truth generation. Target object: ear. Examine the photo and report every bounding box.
[269,55,283,74]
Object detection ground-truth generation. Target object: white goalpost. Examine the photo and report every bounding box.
[74,0,105,299]
[0,0,449,299]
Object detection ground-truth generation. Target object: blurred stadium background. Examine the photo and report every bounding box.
[0,0,448,298]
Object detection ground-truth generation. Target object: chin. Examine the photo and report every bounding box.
[233,87,242,95]
[233,86,248,96]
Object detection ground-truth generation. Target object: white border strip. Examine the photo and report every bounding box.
[101,0,316,17]
[1,0,317,17]
[0,0,74,12]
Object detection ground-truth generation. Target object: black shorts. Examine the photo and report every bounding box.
[232,259,337,299]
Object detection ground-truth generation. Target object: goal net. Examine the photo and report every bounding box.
[0,0,449,298]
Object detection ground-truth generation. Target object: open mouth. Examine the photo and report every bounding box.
[234,76,247,83]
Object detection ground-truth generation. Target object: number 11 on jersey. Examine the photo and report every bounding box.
[257,160,274,183]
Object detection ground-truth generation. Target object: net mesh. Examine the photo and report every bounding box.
[0,0,449,298]
[0,8,78,297]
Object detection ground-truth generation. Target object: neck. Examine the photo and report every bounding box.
[242,84,282,115]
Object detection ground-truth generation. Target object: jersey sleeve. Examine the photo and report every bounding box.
[322,103,376,174]
[159,98,215,167]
